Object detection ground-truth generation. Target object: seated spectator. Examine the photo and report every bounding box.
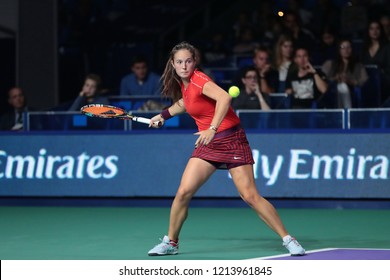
[340,0,367,39]
[232,10,253,42]
[322,38,368,108]
[120,55,161,96]
[258,14,283,49]
[68,73,109,111]
[360,19,390,106]
[286,0,313,28]
[272,34,295,92]
[232,27,259,55]
[252,46,279,95]
[310,0,340,38]
[315,25,339,65]
[0,87,30,131]
[203,31,230,66]
[285,47,328,109]
[380,14,390,41]
[281,10,318,51]
[194,47,215,80]
[231,66,270,110]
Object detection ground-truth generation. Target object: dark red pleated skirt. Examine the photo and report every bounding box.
[191,125,255,169]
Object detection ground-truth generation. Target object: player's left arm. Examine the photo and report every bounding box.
[194,81,231,147]
[202,81,232,130]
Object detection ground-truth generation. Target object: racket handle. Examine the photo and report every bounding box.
[132,116,152,124]
[133,116,162,127]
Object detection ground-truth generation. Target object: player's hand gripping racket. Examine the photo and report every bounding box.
[80,104,162,127]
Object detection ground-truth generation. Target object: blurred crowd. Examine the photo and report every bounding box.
[201,0,390,111]
[2,0,390,131]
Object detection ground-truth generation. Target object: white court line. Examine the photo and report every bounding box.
[249,247,390,260]
[333,247,390,251]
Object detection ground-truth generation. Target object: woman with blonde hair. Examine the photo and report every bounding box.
[273,34,295,92]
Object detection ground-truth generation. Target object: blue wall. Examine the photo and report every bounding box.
[0,132,389,198]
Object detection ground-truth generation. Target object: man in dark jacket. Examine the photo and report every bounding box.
[0,87,29,131]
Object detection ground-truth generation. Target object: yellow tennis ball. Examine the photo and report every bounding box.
[228,86,240,98]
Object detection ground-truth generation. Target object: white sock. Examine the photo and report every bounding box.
[282,235,292,242]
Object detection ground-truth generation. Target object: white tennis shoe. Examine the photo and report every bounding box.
[148,235,178,256]
[283,236,305,256]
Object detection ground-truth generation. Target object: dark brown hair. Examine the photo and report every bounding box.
[160,41,197,102]
[332,38,358,74]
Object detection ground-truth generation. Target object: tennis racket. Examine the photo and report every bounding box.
[80,104,162,127]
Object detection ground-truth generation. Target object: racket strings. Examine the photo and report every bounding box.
[101,109,118,116]
[83,107,124,117]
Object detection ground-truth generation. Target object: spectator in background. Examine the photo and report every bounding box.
[285,0,313,28]
[340,0,367,39]
[68,73,109,111]
[194,47,214,80]
[232,27,259,56]
[322,38,368,108]
[315,25,339,65]
[360,19,390,105]
[285,47,328,109]
[120,55,161,96]
[252,1,277,47]
[273,34,295,92]
[281,10,318,50]
[252,46,279,95]
[380,14,390,43]
[203,31,230,66]
[0,87,29,131]
[258,14,284,49]
[232,10,253,43]
[231,66,270,110]
[310,0,340,37]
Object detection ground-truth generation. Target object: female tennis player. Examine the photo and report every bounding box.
[148,41,305,256]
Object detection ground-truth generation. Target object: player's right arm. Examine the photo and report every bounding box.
[149,98,186,128]
[165,98,186,116]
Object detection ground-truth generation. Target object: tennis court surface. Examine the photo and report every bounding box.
[1,206,389,260]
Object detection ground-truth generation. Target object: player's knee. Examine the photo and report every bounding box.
[175,187,194,203]
[240,192,261,207]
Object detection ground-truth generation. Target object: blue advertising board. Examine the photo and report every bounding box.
[0,132,389,198]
